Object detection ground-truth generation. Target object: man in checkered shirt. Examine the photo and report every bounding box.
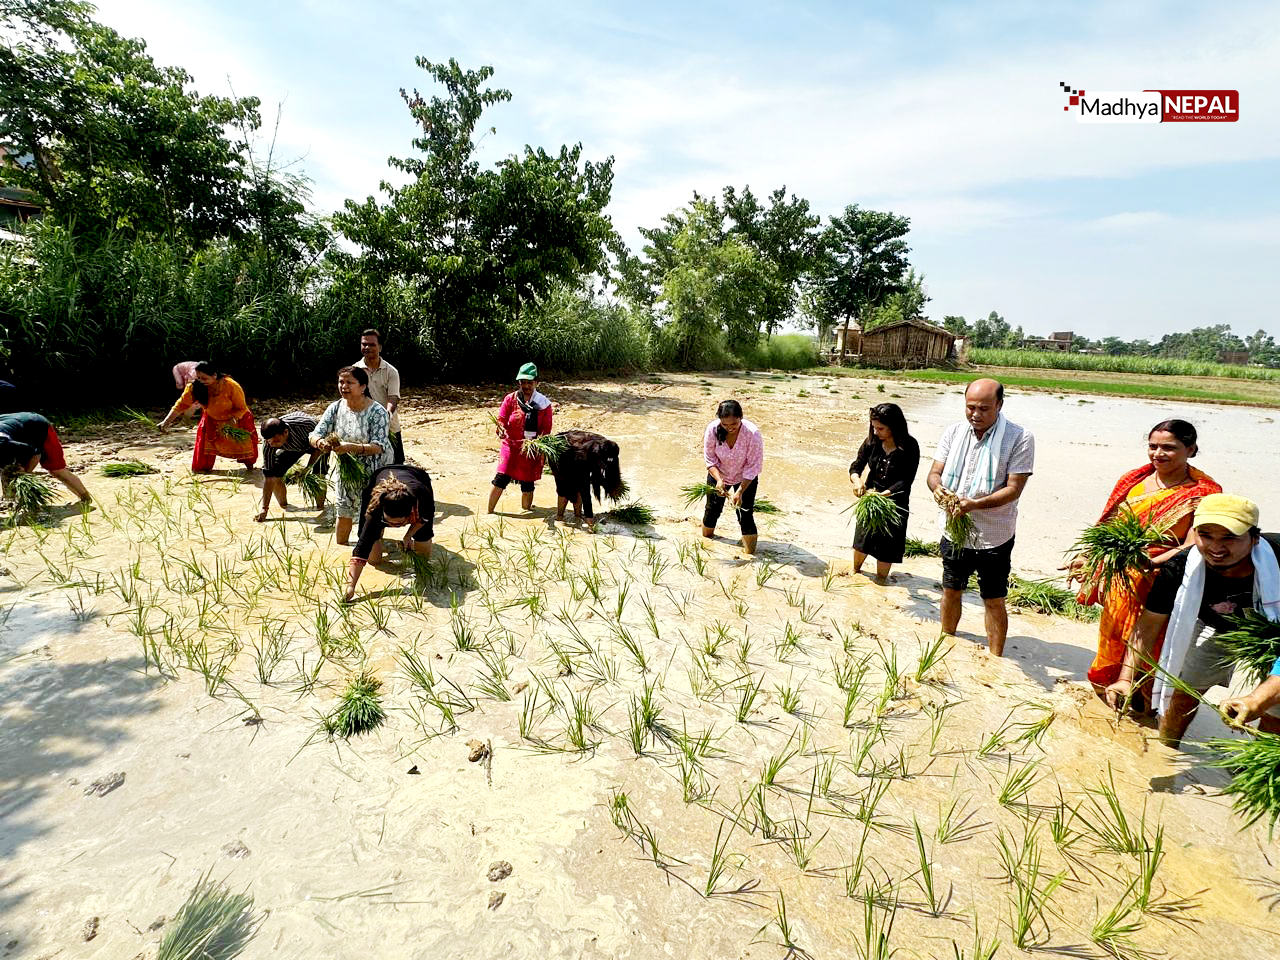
[926,378,1035,656]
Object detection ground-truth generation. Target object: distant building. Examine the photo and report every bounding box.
[833,317,957,368]
[0,145,42,233]
[1022,331,1074,352]
[1219,350,1250,365]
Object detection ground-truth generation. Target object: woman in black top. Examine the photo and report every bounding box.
[344,464,435,601]
[849,403,920,580]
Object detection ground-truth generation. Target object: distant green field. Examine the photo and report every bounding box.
[968,348,1280,381]
[810,365,1280,407]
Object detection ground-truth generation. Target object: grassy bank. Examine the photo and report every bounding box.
[809,365,1280,407]
[968,348,1280,381]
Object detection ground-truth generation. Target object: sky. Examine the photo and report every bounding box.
[90,0,1280,342]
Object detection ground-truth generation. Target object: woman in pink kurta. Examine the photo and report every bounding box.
[487,362,554,514]
[700,399,764,555]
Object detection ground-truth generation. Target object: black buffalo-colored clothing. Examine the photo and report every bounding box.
[550,430,622,521]
[1145,533,1280,632]
[702,473,759,536]
[263,411,321,477]
[849,435,920,563]
[354,465,435,561]
[0,410,51,465]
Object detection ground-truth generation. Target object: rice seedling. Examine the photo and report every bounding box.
[284,462,328,506]
[821,562,839,591]
[1005,832,1066,950]
[100,459,158,477]
[156,869,260,960]
[520,433,568,465]
[903,537,941,558]
[1076,767,1150,854]
[1208,731,1280,837]
[853,490,903,537]
[755,558,778,587]
[935,793,983,844]
[1007,702,1056,750]
[321,670,386,738]
[1069,506,1170,599]
[853,883,899,960]
[753,496,781,515]
[1215,608,1280,685]
[676,750,710,804]
[774,620,802,660]
[912,816,951,917]
[997,759,1044,809]
[1090,883,1152,960]
[474,648,513,701]
[775,678,804,715]
[518,688,547,744]
[951,920,1000,960]
[563,685,601,753]
[913,633,950,684]
[734,673,765,722]
[922,700,956,753]
[334,451,369,495]
[220,424,252,443]
[754,892,804,957]
[703,819,745,896]
[612,622,648,673]
[610,500,656,525]
[761,735,800,788]
[3,471,57,523]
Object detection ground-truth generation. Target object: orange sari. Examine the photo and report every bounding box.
[1084,464,1220,692]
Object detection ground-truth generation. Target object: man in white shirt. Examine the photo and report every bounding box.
[926,378,1035,656]
[355,328,403,464]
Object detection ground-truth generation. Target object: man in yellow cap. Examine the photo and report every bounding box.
[1104,494,1280,746]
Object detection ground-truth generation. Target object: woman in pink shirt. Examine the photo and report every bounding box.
[700,400,765,555]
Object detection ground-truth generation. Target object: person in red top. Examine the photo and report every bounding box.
[487,363,554,514]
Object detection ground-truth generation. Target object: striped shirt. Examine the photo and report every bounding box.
[263,411,317,473]
[703,418,764,485]
[934,418,1034,549]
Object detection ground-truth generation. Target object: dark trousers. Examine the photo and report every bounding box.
[701,474,758,536]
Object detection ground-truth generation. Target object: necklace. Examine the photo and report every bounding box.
[1152,469,1189,490]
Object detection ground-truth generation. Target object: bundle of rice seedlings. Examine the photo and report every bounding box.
[322,670,386,738]
[157,869,259,960]
[680,481,721,507]
[935,487,976,547]
[1208,731,1280,837]
[520,434,568,465]
[122,406,158,429]
[1069,507,1170,599]
[903,537,941,558]
[1006,575,1100,622]
[1216,609,1280,685]
[3,470,58,522]
[284,462,328,506]
[220,424,252,443]
[611,501,656,525]
[752,496,781,515]
[853,490,902,537]
[608,479,631,503]
[100,459,158,478]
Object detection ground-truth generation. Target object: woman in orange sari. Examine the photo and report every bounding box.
[159,362,258,472]
[1071,419,1220,709]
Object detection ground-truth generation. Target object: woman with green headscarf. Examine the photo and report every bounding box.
[488,363,554,513]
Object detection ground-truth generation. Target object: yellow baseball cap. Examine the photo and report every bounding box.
[1192,494,1259,535]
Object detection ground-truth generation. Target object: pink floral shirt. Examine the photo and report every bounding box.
[703,418,764,485]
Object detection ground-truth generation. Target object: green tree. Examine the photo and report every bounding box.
[863,267,929,331]
[333,58,615,369]
[1,0,260,245]
[942,315,970,337]
[809,205,911,360]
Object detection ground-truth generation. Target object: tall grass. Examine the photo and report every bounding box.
[969,348,1280,381]
[736,333,820,371]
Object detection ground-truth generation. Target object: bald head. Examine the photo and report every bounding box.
[964,378,1004,436]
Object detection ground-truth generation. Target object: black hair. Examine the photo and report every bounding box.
[868,402,913,448]
[367,475,414,521]
[191,362,223,406]
[1148,419,1197,454]
[261,418,287,440]
[339,365,372,397]
[714,400,743,443]
[361,328,382,345]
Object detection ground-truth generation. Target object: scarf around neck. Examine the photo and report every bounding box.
[515,390,550,438]
[1153,540,1280,714]
[940,413,1007,498]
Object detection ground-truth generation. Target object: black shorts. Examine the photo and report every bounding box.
[941,536,1014,600]
[493,472,535,493]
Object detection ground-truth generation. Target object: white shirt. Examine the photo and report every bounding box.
[355,358,401,434]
